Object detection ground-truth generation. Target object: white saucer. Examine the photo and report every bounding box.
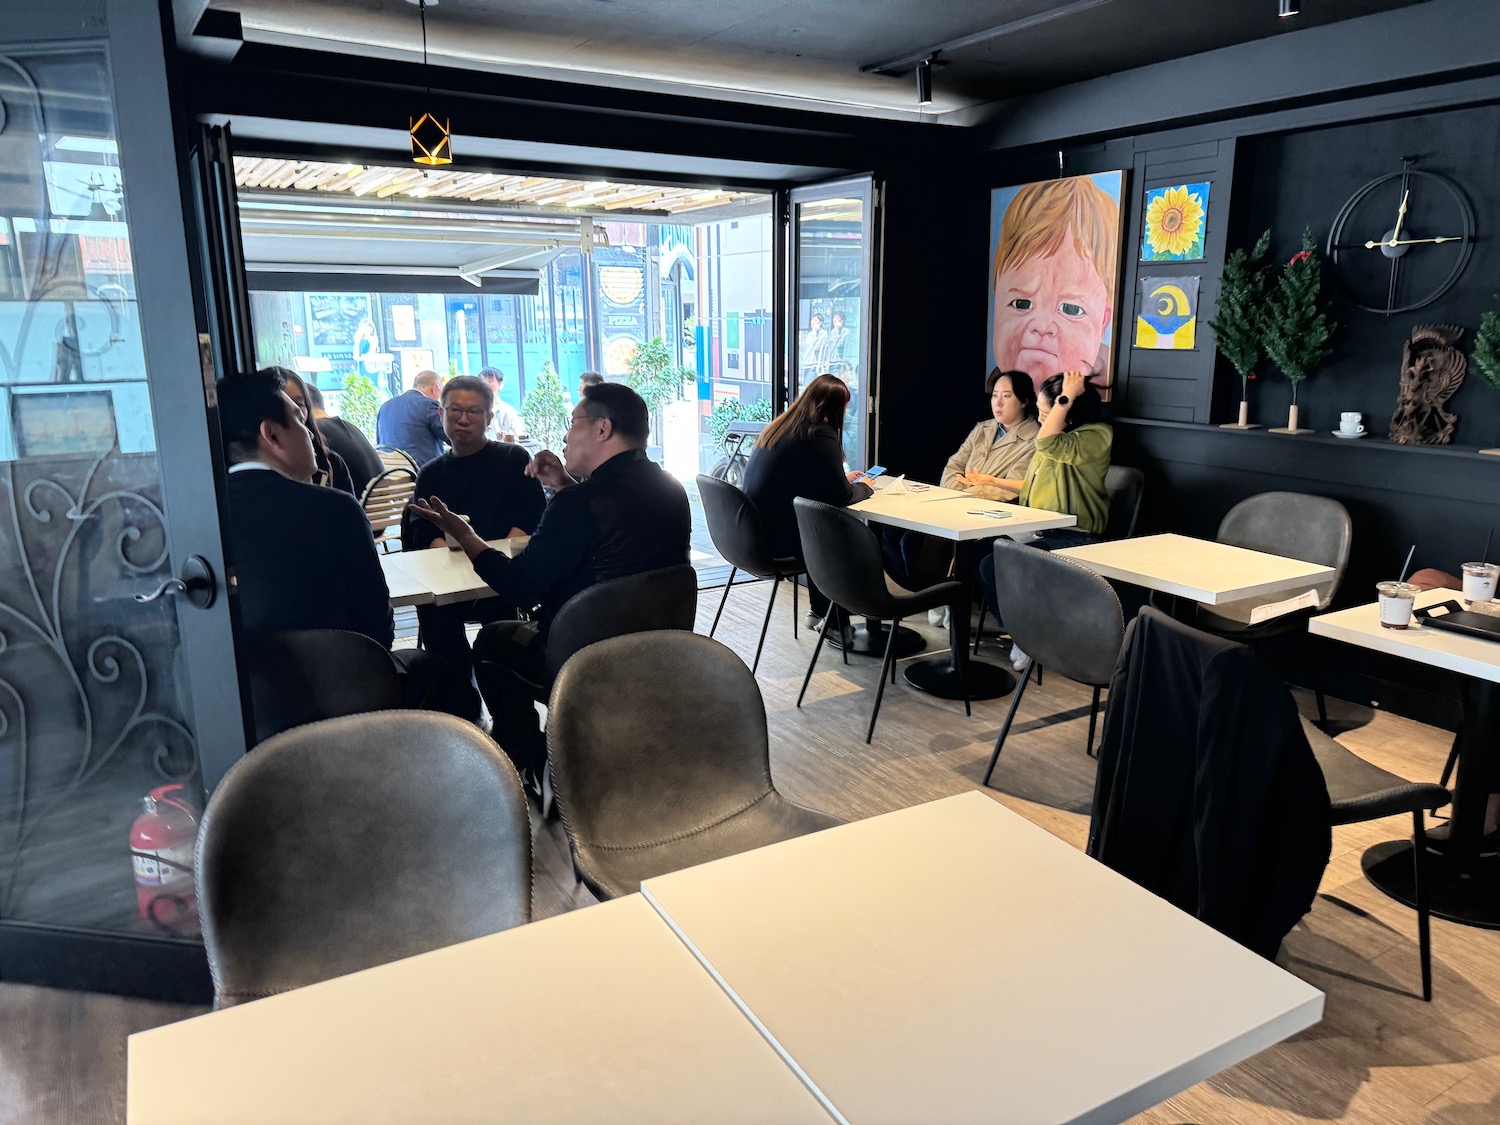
[1331,429,1368,439]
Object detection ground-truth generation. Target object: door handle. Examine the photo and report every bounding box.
[134,555,217,610]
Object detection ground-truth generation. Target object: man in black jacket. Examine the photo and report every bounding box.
[412,382,690,788]
[219,369,473,720]
[306,381,383,493]
[402,376,546,706]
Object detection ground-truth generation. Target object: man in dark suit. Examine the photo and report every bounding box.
[375,368,447,467]
[220,368,475,721]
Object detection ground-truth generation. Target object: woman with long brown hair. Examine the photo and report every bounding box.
[264,367,356,496]
[742,373,872,626]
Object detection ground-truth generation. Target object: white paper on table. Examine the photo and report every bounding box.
[1248,588,1320,625]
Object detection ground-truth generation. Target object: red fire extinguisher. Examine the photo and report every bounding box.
[129,783,200,937]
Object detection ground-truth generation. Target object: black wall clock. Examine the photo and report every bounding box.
[1326,161,1476,316]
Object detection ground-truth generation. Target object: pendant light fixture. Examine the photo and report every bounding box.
[408,0,452,166]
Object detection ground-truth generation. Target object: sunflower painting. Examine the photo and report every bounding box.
[1142,182,1209,262]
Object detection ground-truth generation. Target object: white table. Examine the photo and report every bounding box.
[127,895,835,1125]
[850,485,1077,700]
[378,538,527,607]
[1054,532,1335,606]
[1312,589,1500,927]
[642,792,1323,1125]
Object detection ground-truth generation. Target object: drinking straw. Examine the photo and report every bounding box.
[1398,544,1416,584]
[1484,528,1494,566]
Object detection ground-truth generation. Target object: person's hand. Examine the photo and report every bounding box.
[409,495,467,537]
[959,472,1002,488]
[525,449,573,490]
[1061,370,1087,403]
[847,470,863,482]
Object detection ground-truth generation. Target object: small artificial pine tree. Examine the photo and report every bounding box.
[1261,228,1336,405]
[1207,229,1272,402]
[1473,294,1500,393]
[521,361,570,452]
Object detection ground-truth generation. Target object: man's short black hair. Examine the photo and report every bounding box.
[303,381,326,411]
[478,366,505,386]
[218,368,292,464]
[581,381,648,446]
[578,371,605,388]
[441,374,495,411]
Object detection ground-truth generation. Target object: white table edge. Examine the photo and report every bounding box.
[640,885,850,1125]
[1310,598,1500,685]
[1053,539,1336,606]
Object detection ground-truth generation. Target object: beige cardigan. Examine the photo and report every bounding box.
[940,418,1041,501]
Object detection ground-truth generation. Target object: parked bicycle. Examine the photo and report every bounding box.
[708,421,767,488]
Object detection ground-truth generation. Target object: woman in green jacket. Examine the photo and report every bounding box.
[979,370,1113,667]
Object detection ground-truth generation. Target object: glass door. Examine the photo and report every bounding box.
[787,177,880,470]
[0,1,243,981]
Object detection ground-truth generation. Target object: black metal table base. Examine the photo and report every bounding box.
[829,623,925,658]
[904,656,1014,701]
[1362,840,1500,930]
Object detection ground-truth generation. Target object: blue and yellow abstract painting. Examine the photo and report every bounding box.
[1134,275,1199,350]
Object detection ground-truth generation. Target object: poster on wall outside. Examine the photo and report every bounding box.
[1141,182,1210,262]
[1134,276,1200,350]
[987,171,1126,400]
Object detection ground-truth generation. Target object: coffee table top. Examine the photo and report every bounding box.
[1054,533,1335,605]
[379,539,524,606]
[851,485,1075,542]
[641,792,1322,1125]
[1311,588,1500,684]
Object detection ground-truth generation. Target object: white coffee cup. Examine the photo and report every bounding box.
[1462,562,1498,605]
[1339,412,1364,434]
[1377,581,1419,629]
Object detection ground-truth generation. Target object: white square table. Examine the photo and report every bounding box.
[127,895,835,1125]
[378,537,527,607]
[1311,589,1500,927]
[1053,532,1335,606]
[642,792,1324,1125]
[850,486,1077,700]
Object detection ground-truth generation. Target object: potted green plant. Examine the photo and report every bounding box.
[1263,229,1337,435]
[1208,230,1271,429]
[521,360,571,453]
[625,336,690,458]
[340,372,381,442]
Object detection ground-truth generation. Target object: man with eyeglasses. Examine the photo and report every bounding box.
[402,375,546,705]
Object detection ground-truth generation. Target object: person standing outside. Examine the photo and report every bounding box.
[479,367,524,442]
[376,368,448,467]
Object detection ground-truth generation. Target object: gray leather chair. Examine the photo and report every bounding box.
[547,632,842,899]
[1195,492,1353,727]
[697,473,804,672]
[1300,717,1450,1001]
[197,711,532,1008]
[544,563,698,685]
[981,538,1125,786]
[793,497,970,743]
[1103,465,1146,541]
[244,629,403,746]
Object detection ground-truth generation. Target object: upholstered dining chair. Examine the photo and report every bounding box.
[981,538,1125,786]
[243,628,403,746]
[696,473,805,672]
[547,631,842,900]
[197,711,532,1007]
[793,497,970,743]
[1192,491,1352,728]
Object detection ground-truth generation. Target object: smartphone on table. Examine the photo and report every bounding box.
[855,465,886,484]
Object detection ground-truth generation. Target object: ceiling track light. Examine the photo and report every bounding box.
[916,56,934,107]
[407,0,453,166]
[1278,0,1301,16]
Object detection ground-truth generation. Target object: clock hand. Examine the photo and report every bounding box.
[1389,189,1410,246]
[1363,235,1465,249]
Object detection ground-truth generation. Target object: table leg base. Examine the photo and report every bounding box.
[829,623,925,659]
[903,657,1014,701]
[1362,840,1500,930]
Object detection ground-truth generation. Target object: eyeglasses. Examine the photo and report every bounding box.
[444,406,487,420]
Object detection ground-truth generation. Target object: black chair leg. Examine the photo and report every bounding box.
[751,576,780,674]
[866,615,901,744]
[1034,663,1044,686]
[709,566,737,637]
[955,607,971,717]
[797,607,835,707]
[982,661,1033,787]
[972,603,988,655]
[1413,809,1434,1002]
[1086,685,1102,757]
[1439,735,1460,789]
[792,576,799,638]
[889,617,902,684]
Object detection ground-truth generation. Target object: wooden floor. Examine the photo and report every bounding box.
[4,583,1500,1123]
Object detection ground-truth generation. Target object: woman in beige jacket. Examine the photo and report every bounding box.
[941,369,1041,501]
[883,369,1039,590]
